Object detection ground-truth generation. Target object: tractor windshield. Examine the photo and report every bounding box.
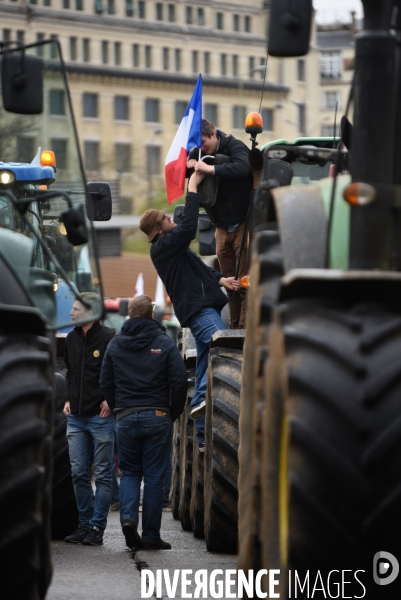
[0,40,104,329]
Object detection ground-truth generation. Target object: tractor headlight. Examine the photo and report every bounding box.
[0,170,15,185]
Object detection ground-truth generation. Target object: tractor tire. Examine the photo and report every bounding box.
[204,347,242,553]
[238,227,283,573]
[178,368,195,531]
[190,435,205,539]
[51,406,79,539]
[261,299,401,597]
[170,418,181,520]
[0,333,54,600]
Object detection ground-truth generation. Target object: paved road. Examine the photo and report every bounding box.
[47,510,237,600]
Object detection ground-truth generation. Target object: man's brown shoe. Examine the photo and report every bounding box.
[122,519,143,549]
[142,539,171,550]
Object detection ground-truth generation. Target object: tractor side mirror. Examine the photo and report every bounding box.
[1,52,44,114]
[268,0,313,57]
[86,182,112,221]
[118,299,129,316]
[60,204,89,246]
[173,204,185,225]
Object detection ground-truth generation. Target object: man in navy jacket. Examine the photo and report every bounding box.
[100,294,186,550]
[139,172,239,449]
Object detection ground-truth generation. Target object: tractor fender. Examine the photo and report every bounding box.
[271,184,327,272]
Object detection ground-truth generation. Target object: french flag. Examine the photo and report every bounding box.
[165,74,202,204]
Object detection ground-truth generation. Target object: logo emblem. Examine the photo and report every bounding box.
[373,551,400,586]
[93,350,100,358]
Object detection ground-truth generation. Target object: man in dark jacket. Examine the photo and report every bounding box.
[100,294,187,550]
[188,119,253,328]
[63,292,115,546]
[139,172,239,449]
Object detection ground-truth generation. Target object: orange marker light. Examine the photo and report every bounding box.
[245,112,263,135]
[40,150,56,168]
[240,275,250,288]
[38,185,48,190]
[343,182,376,206]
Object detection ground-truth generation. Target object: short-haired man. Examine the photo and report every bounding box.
[187,119,253,328]
[100,295,187,550]
[63,292,115,546]
[139,172,239,447]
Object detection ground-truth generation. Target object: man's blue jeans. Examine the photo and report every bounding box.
[186,308,226,445]
[116,411,172,542]
[66,414,115,532]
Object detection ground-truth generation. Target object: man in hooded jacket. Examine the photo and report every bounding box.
[100,294,187,550]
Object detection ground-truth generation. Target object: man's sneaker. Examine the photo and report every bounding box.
[110,501,120,511]
[122,519,143,549]
[82,527,103,546]
[142,539,171,550]
[191,400,206,419]
[198,443,205,454]
[64,524,90,544]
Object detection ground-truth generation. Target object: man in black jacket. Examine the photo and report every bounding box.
[139,172,239,449]
[188,119,253,328]
[100,295,187,550]
[63,292,115,546]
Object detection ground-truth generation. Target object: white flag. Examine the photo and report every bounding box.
[134,272,144,297]
[154,276,165,308]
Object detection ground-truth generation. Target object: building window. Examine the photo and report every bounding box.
[126,0,134,16]
[145,98,159,122]
[156,2,163,20]
[84,141,99,171]
[204,52,210,75]
[145,45,152,68]
[261,108,273,131]
[133,44,139,67]
[94,0,104,14]
[70,37,77,60]
[321,124,340,137]
[216,12,223,30]
[233,14,239,31]
[83,38,90,62]
[49,89,65,115]
[232,55,238,77]
[17,136,36,163]
[205,103,217,124]
[3,30,11,43]
[221,54,227,76]
[43,0,51,6]
[107,0,114,14]
[138,0,145,18]
[17,31,25,45]
[114,42,121,66]
[249,56,255,77]
[114,96,129,120]
[50,35,58,59]
[83,93,98,118]
[232,105,245,129]
[259,57,266,79]
[322,90,342,111]
[163,48,169,70]
[115,143,131,173]
[102,41,108,64]
[197,7,204,26]
[186,6,192,24]
[63,0,70,8]
[147,146,161,175]
[36,33,45,57]
[320,51,342,79]
[297,59,305,82]
[298,103,306,134]
[244,15,251,32]
[192,51,198,73]
[175,48,181,72]
[51,139,68,169]
[30,0,38,4]
[175,101,187,124]
[76,0,83,9]
[168,4,175,22]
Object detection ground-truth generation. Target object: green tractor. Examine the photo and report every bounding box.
[171,129,349,555]
[0,39,111,599]
[238,0,401,597]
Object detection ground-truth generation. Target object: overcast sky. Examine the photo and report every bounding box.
[313,0,363,23]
